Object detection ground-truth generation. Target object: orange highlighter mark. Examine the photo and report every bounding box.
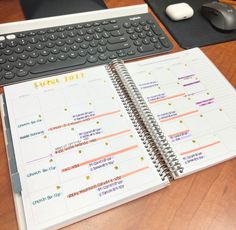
[150,93,185,104]
[180,141,221,155]
[160,110,199,123]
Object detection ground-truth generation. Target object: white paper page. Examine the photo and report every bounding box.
[125,48,236,178]
[4,66,168,230]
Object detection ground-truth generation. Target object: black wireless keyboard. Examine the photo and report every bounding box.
[0,13,173,85]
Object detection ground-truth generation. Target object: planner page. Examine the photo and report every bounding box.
[4,66,168,230]
[125,48,236,178]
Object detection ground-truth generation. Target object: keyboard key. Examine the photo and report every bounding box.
[102,32,110,38]
[138,45,154,52]
[41,50,50,56]
[28,37,38,44]
[84,23,92,28]
[123,22,131,28]
[69,52,78,59]
[58,54,68,60]
[66,38,74,45]
[94,33,102,40]
[59,32,67,39]
[37,30,46,35]
[16,33,26,38]
[101,21,109,25]
[86,29,95,34]
[77,29,86,36]
[66,26,74,30]
[52,47,60,54]
[0,57,6,64]
[8,40,17,47]
[108,37,127,44]
[151,25,162,36]
[134,40,142,46]
[99,39,107,46]
[26,59,36,66]
[19,53,28,60]
[4,63,14,71]
[39,35,48,42]
[85,35,93,41]
[143,38,150,45]
[61,46,70,52]
[98,46,106,53]
[81,43,89,49]
[37,57,47,64]
[107,42,130,51]
[15,61,25,68]
[99,53,108,61]
[71,44,79,51]
[48,56,57,62]
[118,52,126,57]
[16,69,28,77]
[15,46,24,53]
[4,71,15,79]
[87,55,98,63]
[75,37,83,43]
[4,49,13,55]
[130,34,138,40]
[47,41,56,48]
[109,54,117,59]
[0,42,7,49]
[127,50,136,55]
[8,55,18,62]
[36,43,45,50]
[18,38,27,45]
[146,19,154,25]
[104,25,120,31]
[111,30,124,37]
[78,50,87,57]
[26,45,34,52]
[110,19,117,24]
[68,31,76,37]
[88,48,97,55]
[139,21,146,26]
[159,36,170,48]
[30,51,39,58]
[90,40,98,47]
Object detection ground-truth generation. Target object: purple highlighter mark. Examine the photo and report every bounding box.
[196,98,215,107]
[178,74,195,80]
[183,80,200,87]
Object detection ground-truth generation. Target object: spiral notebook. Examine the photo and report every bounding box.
[1,48,236,229]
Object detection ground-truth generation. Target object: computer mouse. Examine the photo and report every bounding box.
[201,1,236,31]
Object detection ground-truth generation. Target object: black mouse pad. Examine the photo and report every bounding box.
[145,0,236,49]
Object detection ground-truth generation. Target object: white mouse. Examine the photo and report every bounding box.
[166,2,194,21]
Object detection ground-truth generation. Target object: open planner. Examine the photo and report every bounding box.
[1,48,236,229]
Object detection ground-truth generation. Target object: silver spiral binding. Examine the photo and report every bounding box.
[106,63,171,181]
[107,59,184,179]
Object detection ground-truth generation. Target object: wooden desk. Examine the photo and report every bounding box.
[0,0,236,229]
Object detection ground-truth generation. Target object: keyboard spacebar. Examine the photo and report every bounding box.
[30,58,87,74]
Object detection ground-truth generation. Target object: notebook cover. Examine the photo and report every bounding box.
[146,0,236,49]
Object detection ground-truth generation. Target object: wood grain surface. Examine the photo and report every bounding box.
[0,0,235,230]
